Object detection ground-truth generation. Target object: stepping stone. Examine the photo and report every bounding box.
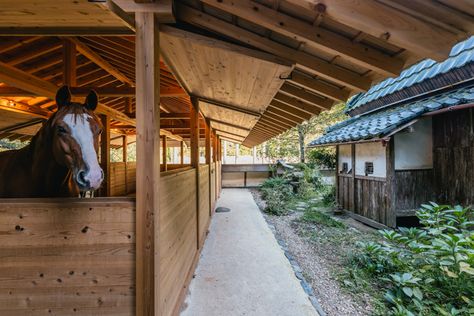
[215,207,231,213]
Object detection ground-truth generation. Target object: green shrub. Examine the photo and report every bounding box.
[307,147,336,169]
[260,176,294,215]
[347,203,474,315]
[321,185,336,206]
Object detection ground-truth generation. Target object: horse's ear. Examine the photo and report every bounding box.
[84,90,98,111]
[56,86,71,109]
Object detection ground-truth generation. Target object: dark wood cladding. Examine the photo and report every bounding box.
[433,108,474,205]
[354,178,388,225]
[395,169,434,210]
[337,175,353,210]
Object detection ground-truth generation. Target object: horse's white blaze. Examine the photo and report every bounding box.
[63,114,103,190]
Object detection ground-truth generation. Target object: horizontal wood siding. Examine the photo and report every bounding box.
[199,165,210,247]
[354,178,387,225]
[395,169,434,210]
[0,198,136,315]
[159,168,197,316]
[110,162,136,196]
[433,109,474,205]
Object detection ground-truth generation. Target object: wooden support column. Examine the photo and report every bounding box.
[100,115,111,197]
[190,96,200,249]
[125,97,133,117]
[223,140,227,164]
[335,145,339,208]
[162,136,167,171]
[205,120,212,215]
[386,139,396,228]
[62,40,76,86]
[135,12,160,316]
[212,132,218,163]
[123,135,128,194]
[351,143,356,212]
[180,141,184,165]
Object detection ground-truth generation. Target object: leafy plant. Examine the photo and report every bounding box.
[301,208,345,228]
[307,147,337,169]
[345,202,474,315]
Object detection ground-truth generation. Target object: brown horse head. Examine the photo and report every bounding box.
[50,86,104,192]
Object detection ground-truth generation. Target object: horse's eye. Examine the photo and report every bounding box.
[57,126,67,135]
[98,129,102,135]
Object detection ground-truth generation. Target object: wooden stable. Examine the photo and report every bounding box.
[0,1,472,315]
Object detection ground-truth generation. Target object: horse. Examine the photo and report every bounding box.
[0,86,104,198]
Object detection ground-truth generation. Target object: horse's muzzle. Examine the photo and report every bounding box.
[76,168,104,191]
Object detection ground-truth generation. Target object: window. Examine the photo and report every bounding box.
[341,162,348,173]
[365,162,374,176]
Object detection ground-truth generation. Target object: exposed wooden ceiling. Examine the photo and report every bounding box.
[0,0,472,148]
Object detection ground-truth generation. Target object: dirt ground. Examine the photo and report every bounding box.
[250,189,379,316]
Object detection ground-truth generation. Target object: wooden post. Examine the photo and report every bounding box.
[223,140,227,164]
[386,139,396,227]
[351,143,356,212]
[252,146,257,164]
[205,120,211,165]
[100,115,110,197]
[335,145,339,208]
[125,97,133,117]
[135,12,160,316]
[212,132,218,163]
[123,135,128,194]
[62,40,76,86]
[235,143,239,164]
[162,136,167,171]
[180,141,184,165]
[190,96,200,249]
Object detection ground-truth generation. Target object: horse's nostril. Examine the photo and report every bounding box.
[100,169,104,180]
[77,170,89,187]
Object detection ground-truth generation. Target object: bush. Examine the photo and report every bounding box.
[348,203,474,315]
[301,208,345,228]
[321,185,336,207]
[260,177,294,215]
[307,148,336,169]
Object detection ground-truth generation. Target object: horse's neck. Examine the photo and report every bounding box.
[29,125,76,196]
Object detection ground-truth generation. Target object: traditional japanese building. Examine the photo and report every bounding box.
[309,37,474,228]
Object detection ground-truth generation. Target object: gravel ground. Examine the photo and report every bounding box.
[250,189,377,316]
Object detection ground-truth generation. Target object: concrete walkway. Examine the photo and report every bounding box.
[181,189,317,316]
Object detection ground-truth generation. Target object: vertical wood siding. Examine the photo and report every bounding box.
[433,108,474,205]
[199,165,210,247]
[394,169,434,210]
[353,178,387,225]
[0,198,136,315]
[110,162,136,196]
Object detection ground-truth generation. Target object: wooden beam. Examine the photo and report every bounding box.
[200,0,404,76]
[288,72,350,102]
[62,40,77,86]
[0,27,133,36]
[113,0,175,23]
[0,61,135,125]
[0,98,51,118]
[135,11,160,316]
[100,115,111,197]
[66,37,135,86]
[176,3,372,91]
[209,118,251,132]
[198,97,261,117]
[160,113,190,119]
[278,84,334,110]
[0,118,44,134]
[269,99,314,119]
[284,0,464,61]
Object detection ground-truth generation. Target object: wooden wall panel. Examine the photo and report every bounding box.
[110,162,137,197]
[0,198,135,316]
[211,163,216,210]
[433,109,474,205]
[199,165,210,246]
[395,169,434,210]
[353,178,387,225]
[159,168,197,316]
[222,172,245,187]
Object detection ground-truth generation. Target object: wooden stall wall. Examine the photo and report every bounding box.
[0,198,136,315]
[433,109,474,206]
[110,162,137,196]
[337,175,353,211]
[394,169,434,211]
[198,165,211,247]
[210,163,216,211]
[159,168,198,316]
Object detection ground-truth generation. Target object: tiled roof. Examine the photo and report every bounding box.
[309,85,474,146]
[346,36,474,113]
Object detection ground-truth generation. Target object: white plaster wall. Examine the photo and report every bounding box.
[394,118,433,170]
[355,142,386,178]
[338,144,352,173]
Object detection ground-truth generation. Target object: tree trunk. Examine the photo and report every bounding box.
[298,124,305,163]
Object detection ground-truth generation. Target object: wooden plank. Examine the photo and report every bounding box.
[62,39,76,86]
[135,11,160,316]
[190,96,200,250]
[284,0,463,61]
[176,3,372,91]
[113,0,175,23]
[288,71,350,102]
[385,139,396,227]
[200,0,404,76]
[100,115,111,197]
